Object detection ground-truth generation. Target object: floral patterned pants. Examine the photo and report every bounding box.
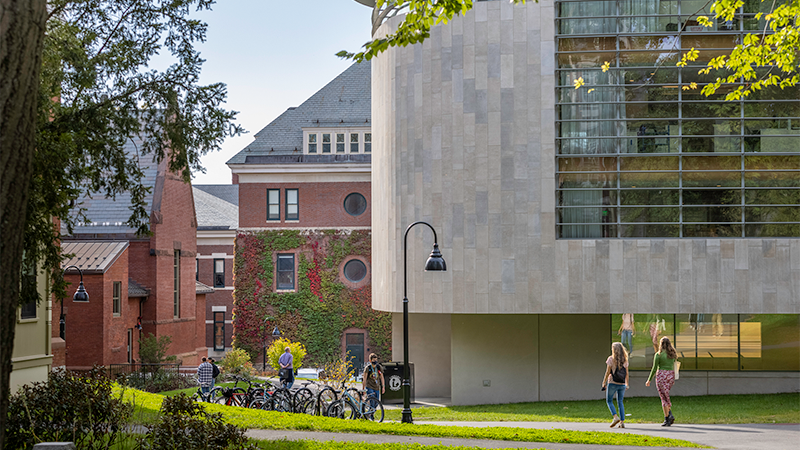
[656,370,675,410]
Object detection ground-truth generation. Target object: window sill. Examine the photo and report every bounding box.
[275,289,296,293]
[17,318,38,324]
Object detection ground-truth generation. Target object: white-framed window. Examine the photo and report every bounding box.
[307,133,317,153]
[286,188,299,220]
[214,259,225,288]
[113,281,121,317]
[267,189,280,221]
[322,133,331,153]
[303,129,371,155]
[277,254,295,290]
[336,133,345,153]
[350,133,359,152]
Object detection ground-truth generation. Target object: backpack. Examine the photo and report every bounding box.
[211,363,220,379]
[611,365,627,384]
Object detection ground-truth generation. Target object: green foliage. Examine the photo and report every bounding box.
[138,333,175,364]
[118,369,194,393]
[232,230,391,366]
[220,348,255,378]
[121,387,700,448]
[27,0,242,304]
[267,338,308,370]
[137,394,257,450]
[5,368,132,449]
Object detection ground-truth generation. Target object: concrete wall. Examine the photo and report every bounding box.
[371,0,800,316]
[451,314,539,405]
[391,313,451,398]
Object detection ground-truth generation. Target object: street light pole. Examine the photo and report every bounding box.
[60,265,89,341]
[402,221,446,424]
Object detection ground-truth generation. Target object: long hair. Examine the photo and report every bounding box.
[610,342,628,370]
[659,336,677,359]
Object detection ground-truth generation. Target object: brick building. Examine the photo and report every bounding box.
[193,185,238,358]
[226,62,385,370]
[58,136,211,368]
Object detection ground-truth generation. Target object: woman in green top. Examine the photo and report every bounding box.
[646,336,678,426]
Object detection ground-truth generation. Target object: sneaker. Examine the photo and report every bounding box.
[662,417,671,427]
[610,414,621,428]
[668,411,675,425]
[619,422,625,428]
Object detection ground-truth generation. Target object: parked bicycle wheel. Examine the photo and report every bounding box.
[361,396,384,422]
[293,388,313,413]
[249,391,271,409]
[326,398,357,420]
[316,386,337,416]
[215,387,246,407]
[271,388,293,412]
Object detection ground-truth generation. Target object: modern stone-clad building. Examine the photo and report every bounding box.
[370,0,799,404]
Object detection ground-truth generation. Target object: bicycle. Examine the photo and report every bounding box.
[292,380,338,416]
[326,388,384,422]
[191,380,222,403]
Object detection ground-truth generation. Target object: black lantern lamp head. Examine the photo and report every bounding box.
[272,327,282,339]
[424,243,447,272]
[73,281,89,302]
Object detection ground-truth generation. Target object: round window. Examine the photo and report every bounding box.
[343,259,367,283]
[344,193,367,216]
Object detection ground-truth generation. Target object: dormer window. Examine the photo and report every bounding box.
[308,134,317,153]
[336,133,345,153]
[322,133,331,153]
[303,129,371,155]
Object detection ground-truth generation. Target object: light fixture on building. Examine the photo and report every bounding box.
[60,265,89,340]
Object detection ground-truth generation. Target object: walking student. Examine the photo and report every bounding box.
[279,347,294,389]
[601,342,629,428]
[646,336,678,426]
[618,313,635,353]
[362,353,385,401]
[197,357,213,394]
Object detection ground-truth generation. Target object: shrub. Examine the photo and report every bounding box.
[119,369,195,393]
[5,368,132,449]
[319,353,355,387]
[137,393,257,449]
[220,348,255,378]
[138,333,176,364]
[267,338,307,371]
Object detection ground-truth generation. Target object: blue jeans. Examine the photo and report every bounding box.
[621,330,633,352]
[606,383,626,419]
[366,388,380,401]
[201,385,210,394]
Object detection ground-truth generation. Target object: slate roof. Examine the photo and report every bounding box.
[61,241,129,274]
[195,281,214,295]
[193,185,238,230]
[128,278,150,297]
[227,62,371,164]
[67,135,161,235]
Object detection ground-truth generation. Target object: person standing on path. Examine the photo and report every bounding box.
[362,353,385,401]
[618,313,635,353]
[209,357,220,389]
[279,347,294,389]
[602,342,629,428]
[646,336,678,426]
[197,358,213,394]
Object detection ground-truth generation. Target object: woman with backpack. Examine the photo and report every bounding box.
[646,336,678,426]
[601,342,629,428]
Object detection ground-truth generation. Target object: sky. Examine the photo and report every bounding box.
[189,0,374,185]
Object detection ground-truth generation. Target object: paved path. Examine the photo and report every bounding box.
[246,421,800,450]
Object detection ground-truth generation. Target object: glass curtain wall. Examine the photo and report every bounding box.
[556,0,800,238]
[611,313,800,371]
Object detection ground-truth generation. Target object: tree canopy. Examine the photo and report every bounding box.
[33,0,242,297]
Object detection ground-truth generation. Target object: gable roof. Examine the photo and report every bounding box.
[66,135,162,236]
[195,281,214,295]
[193,185,238,230]
[61,241,129,274]
[128,278,151,297]
[227,62,371,164]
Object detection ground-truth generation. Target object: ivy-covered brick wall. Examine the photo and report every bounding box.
[232,229,391,366]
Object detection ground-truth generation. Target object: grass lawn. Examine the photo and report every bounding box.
[383,393,800,424]
[117,387,702,448]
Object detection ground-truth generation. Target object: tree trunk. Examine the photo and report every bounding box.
[0,0,47,447]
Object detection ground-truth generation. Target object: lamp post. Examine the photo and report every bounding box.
[60,265,89,340]
[264,325,281,371]
[401,221,446,424]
